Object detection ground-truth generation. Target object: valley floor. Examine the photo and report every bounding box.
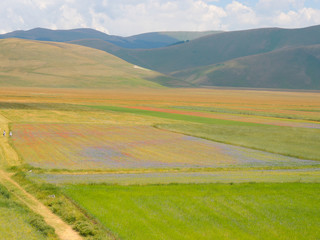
[0,87,319,240]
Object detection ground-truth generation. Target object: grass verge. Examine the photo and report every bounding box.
[11,171,115,240]
[0,184,57,240]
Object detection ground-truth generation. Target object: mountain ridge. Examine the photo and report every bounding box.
[1,25,320,90]
[0,28,218,49]
[171,44,320,89]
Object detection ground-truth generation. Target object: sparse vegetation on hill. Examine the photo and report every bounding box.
[0,38,183,88]
[172,44,320,89]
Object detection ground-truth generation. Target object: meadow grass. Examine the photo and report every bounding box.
[64,183,320,240]
[158,123,320,161]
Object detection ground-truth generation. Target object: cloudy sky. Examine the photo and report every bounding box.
[1,0,320,36]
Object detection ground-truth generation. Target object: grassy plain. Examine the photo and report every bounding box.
[0,87,320,240]
[64,183,320,240]
[1,88,319,169]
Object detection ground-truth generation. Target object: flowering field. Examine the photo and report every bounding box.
[12,123,319,170]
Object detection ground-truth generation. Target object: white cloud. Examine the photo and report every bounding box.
[0,0,319,36]
[58,4,87,29]
[274,7,320,27]
[225,1,258,28]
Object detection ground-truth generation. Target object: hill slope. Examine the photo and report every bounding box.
[0,38,183,88]
[172,45,320,89]
[71,25,320,74]
[0,28,218,49]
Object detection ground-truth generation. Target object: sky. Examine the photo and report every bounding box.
[1,0,320,36]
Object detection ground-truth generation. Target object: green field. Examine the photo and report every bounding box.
[64,183,320,240]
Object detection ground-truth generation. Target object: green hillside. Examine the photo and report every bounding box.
[160,31,221,41]
[172,45,320,89]
[0,38,183,88]
[71,25,320,74]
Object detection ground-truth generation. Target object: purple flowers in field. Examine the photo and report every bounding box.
[12,123,319,170]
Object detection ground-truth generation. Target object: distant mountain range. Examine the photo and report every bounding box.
[0,28,218,49]
[1,25,320,89]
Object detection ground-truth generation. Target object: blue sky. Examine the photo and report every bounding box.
[1,0,320,36]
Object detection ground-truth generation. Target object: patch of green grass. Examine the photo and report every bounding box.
[88,105,262,126]
[64,183,320,240]
[158,122,320,161]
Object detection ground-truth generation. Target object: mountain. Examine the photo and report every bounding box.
[0,38,185,88]
[1,25,320,90]
[71,25,320,74]
[172,45,320,89]
[0,28,218,49]
[68,25,320,89]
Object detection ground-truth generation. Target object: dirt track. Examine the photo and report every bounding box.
[0,113,82,240]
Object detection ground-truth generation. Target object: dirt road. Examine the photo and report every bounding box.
[0,113,83,240]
